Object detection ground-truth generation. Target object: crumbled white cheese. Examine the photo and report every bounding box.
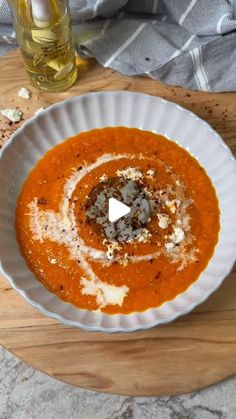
[35,107,45,116]
[170,226,185,244]
[1,108,23,122]
[116,167,143,181]
[120,252,129,267]
[136,228,152,243]
[50,258,57,264]
[165,199,180,214]
[181,214,191,231]
[104,241,121,260]
[146,169,155,177]
[18,87,31,99]
[106,251,113,261]
[157,214,169,229]
[176,180,181,186]
[165,242,175,252]
[165,200,176,213]
[81,277,129,308]
[99,174,108,182]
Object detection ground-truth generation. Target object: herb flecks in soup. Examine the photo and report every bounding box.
[16,128,220,314]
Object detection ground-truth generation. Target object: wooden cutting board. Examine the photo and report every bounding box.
[0,49,236,397]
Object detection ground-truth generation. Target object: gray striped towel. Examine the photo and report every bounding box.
[1,0,236,92]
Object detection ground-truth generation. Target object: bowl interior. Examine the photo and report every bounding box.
[0,91,236,332]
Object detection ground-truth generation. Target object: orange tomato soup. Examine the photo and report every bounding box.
[15,127,220,314]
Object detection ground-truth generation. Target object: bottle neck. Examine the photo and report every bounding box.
[31,0,53,28]
[12,0,69,28]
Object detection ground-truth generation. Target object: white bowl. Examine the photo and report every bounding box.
[0,92,236,332]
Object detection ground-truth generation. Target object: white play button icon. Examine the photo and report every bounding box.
[108,198,131,223]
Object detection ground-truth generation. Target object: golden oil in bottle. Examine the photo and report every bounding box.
[12,0,77,92]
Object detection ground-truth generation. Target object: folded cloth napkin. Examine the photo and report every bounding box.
[1,0,236,92]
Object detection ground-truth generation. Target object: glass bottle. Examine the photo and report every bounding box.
[11,0,77,92]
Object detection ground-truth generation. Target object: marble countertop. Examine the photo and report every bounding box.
[1,44,236,419]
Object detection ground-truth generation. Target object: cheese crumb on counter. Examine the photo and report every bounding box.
[1,108,23,123]
[18,87,31,99]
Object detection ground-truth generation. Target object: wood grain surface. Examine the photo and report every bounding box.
[0,49,236,396]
